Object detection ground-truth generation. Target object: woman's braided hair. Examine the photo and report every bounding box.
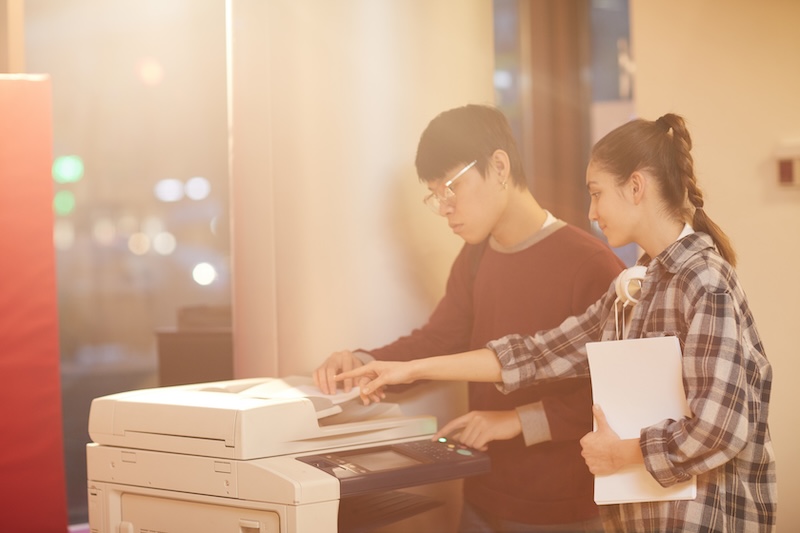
[591,113,736,266]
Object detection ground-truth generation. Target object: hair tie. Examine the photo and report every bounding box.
[655,116,671,132]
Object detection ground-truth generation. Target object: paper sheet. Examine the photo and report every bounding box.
[239,375,361,419]
[586,336,696,504]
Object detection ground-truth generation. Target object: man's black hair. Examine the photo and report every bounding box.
[414,104,527,187]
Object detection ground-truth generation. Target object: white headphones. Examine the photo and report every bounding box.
[614,265,648,305]
[613,265,647,339]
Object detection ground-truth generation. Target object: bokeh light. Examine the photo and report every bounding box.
[152,232,177,255]
[154,178,184,202]
[185,176,211,200]
[192,262,217,286]
[52,155,84,184]
[127,232,150,255]
[53,190,76,215]
[493,69,513,90]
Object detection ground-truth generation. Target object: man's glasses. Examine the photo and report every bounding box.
[422,160,477,215]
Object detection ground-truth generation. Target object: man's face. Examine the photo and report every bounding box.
[425,161,508,244]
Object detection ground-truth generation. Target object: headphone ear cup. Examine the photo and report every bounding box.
[615,265,648,305]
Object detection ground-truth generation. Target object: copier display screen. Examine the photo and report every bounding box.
[338,449,420,472]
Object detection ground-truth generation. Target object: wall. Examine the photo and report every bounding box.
[0,0,24,72]
[630,1,800,530]
[228,0,494,385]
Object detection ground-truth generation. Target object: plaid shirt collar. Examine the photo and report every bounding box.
[640,231,717,275]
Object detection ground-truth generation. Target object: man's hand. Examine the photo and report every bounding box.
[433,410,522,451]
[313,350,364,395]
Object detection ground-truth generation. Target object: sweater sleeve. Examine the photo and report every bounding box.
[362,242,479,363]
[515,401,552,446]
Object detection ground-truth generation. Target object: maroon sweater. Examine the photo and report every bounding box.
[365,223,625,525]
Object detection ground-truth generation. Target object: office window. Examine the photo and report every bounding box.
[25,0,230,524]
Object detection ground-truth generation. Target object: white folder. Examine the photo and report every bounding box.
[586,336,697,505]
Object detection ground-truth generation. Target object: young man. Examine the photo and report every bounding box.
[314,104,624,532]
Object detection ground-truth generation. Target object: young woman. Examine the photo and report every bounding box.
[338,114,777,532]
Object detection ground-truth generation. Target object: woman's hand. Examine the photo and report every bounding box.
[335,360,418,405]
[580,405,643,475]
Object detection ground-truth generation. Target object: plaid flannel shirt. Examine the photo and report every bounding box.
[487,232,776,532]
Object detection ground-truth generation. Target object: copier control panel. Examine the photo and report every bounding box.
[297,437,490,496]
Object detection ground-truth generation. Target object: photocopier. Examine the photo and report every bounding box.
[86,376,489,533]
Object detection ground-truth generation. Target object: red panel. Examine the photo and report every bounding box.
[0,75,68,532]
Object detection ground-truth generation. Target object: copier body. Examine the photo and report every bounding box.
[86,376,480,533]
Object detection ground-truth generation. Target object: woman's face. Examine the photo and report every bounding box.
[586,161,637,248]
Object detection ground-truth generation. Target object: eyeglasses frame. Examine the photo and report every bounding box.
[422,159,478,214]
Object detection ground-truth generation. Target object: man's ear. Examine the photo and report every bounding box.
[490,149,511,182]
